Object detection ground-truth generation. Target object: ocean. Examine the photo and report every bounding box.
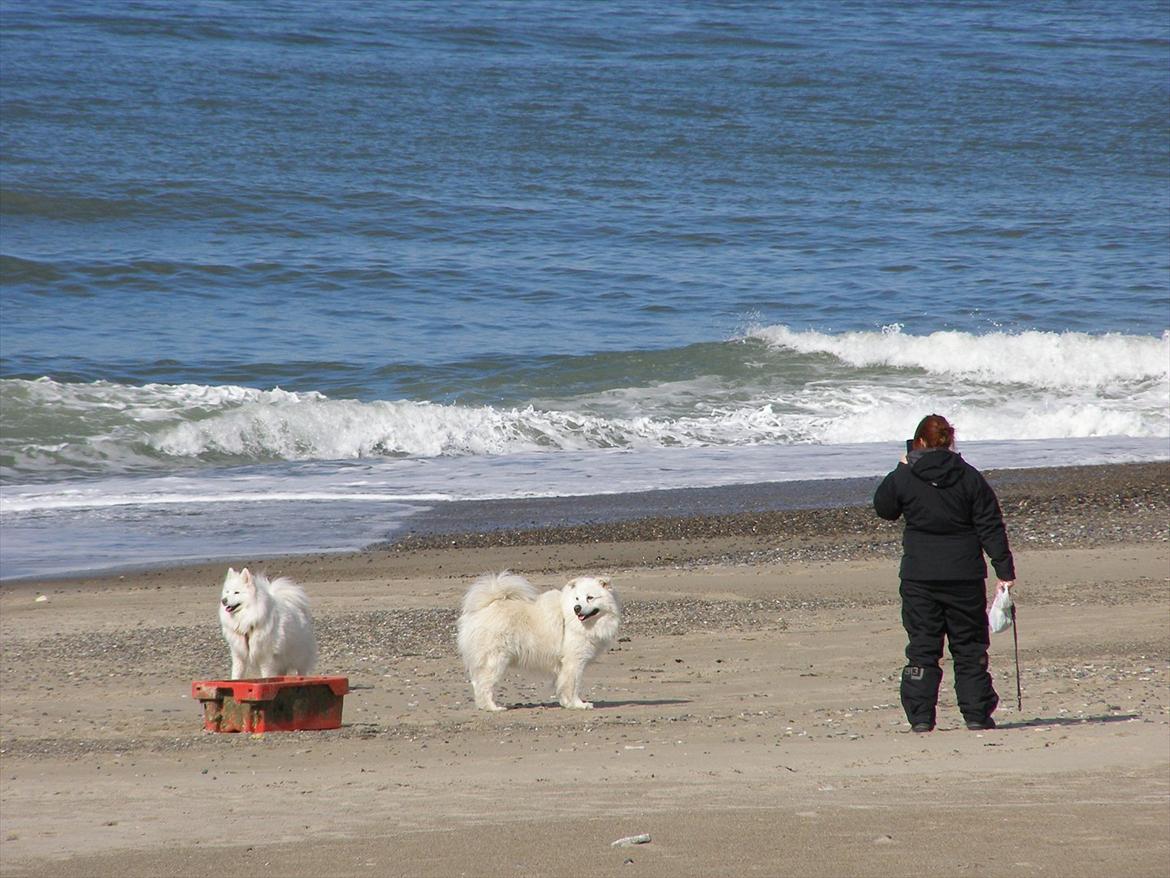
[1,1,1168,580]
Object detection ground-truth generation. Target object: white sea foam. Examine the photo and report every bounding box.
[747,324,1170,388]
[0,490,452,514]
[92,394,1170,463]
[2,327,1166,478]
[11,375,323,415]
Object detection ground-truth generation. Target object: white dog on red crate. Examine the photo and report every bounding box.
[218,567,317,679]
[456,570,621,711]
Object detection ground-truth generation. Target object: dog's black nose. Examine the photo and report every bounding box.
[221,597,228,606]
[573,605,582,614]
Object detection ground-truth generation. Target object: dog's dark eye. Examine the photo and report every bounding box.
[586,596,594,602]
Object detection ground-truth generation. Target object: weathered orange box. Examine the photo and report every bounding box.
[191,676,349,733]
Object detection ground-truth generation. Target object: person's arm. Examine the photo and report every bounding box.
[873,469,903,521]
[972,473,1015,581]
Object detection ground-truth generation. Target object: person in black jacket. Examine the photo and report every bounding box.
[874,414,1016,733]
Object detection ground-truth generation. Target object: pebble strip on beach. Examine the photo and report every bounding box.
[385,463,1170,568]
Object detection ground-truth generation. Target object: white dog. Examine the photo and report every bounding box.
[218,567,317,679]
[456,570,621,711]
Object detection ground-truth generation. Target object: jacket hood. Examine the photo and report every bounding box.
[907,448,966,488]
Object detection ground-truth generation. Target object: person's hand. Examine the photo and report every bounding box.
[997,580,1015,591]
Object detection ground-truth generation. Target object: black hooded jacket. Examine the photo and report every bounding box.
[873,449,1015,582]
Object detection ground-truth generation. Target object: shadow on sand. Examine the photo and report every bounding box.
[995,713,1140,729]
[509,698,692,710]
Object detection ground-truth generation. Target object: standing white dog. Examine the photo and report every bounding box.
[456,571,621,711]
[218,567,317,679]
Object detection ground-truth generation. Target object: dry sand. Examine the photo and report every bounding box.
[1,463,1167,877]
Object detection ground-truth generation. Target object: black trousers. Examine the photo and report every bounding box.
[899,578,998,726]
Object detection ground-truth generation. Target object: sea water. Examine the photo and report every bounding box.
[1,2,1167,579]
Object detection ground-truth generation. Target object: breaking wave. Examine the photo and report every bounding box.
[2,327,1166,480]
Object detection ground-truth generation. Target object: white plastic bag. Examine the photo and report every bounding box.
[988,584,1014,634]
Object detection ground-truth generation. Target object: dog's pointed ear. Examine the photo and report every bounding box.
[241,568,254,588]
[227,567,236,577]
[599,576,612,590]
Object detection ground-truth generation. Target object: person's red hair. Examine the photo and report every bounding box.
[914,414,954,449]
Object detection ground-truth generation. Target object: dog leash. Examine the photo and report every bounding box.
[1010,603,1022,711]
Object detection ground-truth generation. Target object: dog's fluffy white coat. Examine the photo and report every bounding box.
[456,570,621,711]
[218,567,317,679]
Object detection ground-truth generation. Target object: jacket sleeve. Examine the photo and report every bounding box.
[971,472,1016,580]
[873,469,903,521]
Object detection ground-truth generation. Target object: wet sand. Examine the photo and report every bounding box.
[1,463,1167,877]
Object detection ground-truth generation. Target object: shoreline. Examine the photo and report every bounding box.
[5,460,1166,591]
[382,460,1170,551]
[384,460,1170,543]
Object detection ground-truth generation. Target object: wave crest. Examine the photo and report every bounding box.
[747,324,1169,388]
[3,325,1167,483]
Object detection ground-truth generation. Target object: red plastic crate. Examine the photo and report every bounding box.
[191,676,349,733]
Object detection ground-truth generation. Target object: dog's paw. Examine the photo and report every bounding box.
[563,700,594,709]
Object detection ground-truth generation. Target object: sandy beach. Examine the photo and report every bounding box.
[1,463,1167,878]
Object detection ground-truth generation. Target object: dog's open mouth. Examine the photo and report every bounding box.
[576,607,600,622]
[222,602,240,615]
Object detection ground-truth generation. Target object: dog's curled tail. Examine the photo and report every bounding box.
[264,575,312,614]
[461,570,538,615]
